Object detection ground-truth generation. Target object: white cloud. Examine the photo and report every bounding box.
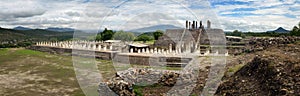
[0,0,299,32]
[211,0,299,31]
[0,1,46,20]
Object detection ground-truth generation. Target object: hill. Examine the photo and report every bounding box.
[0,27,74,47]
[13,26,32,30]
[46,27,75,32]
[268,27,290,33]
[129,24,182,32]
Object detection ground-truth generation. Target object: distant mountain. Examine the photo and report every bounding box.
[268,27,290,33]
[13,26,32,31]
[128,24,182,32]
[46,27,75,32]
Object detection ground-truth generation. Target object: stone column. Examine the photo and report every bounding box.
[154,47,157,54]
[215,50,219,55]
[103,44,107,51]
[146,48,149,53]
[109,44,113,50]
[130,48,133,53]
[157,48,161,54]
[169,44,172,53]
[204,49,210,56]
[150,48,153,54]
[98,45,102,51]
[137,49,141,53]
[225,51,229,56]
[187,42,191,53]
[93,44,97,50]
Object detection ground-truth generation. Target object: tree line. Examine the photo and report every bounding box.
[95,28,164,43]
[226,22,300,37]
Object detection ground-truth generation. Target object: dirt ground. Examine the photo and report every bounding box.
[1,41,299,96]
[216,42,300,95]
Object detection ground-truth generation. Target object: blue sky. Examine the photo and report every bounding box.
[0,0,299,32]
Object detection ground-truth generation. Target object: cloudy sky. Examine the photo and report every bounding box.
[0,0,299,32]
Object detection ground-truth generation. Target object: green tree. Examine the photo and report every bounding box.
[96,28,114,41]
[291,22,300,36]
[153,30,163,40]
[134,34,154,43]
[113,31,135,41]
[49,37,58,42]
[95,35,101,41]
[232,30,242,36]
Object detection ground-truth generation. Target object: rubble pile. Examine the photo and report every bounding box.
[216,42,300,95]
[247,36,300,52]
[99,68,182,96]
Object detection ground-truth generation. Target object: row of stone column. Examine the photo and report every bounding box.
[36,41,229,56]
[36,41,115,51]
[129,47,228,56]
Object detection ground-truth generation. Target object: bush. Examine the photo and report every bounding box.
[113,31,135,41]
[134,35,154,43]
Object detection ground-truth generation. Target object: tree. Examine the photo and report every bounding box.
[291,26,300,36]
[96,28,114,41]
[113,31,135,41]
[290,22,300,36]
[95,35,101,41]
[153,30,163,40]
[134,34,154,43]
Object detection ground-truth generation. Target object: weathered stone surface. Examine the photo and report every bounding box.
[246,36,300,52]
[216,42,300,96]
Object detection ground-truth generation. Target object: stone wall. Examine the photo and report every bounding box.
[28,45,114,60]
[28,45,193,66]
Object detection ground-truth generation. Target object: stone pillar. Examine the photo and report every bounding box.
[98,45,102,51]
[166,49,169,54]
[93,44,97,50]
[169,44,172,53]
[109,45,113,50]
[81,44,84,49]
[150,48,153,54]
[137,49,141,53]
[87,44,91,50]
[207,20,211,29]
[225,51,229,56]
[204,49,210,56]
[215,50,219,55]
[130,48,133,53]
[186,42,191,53]
[103,44,107,51]
[163,49,167,55]
[146,48,149,53]
[158,48,161,54]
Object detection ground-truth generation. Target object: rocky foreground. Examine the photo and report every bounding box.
[216,40,300,95]
[98,37,300,96]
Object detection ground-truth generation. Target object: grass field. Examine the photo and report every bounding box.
[1,47,222,96]
[0,48,185,96]
[0,48,86,96]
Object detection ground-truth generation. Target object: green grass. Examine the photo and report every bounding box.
[228,64,245,73]
[14,49,45,55]
[0,48,8,54]
[133,84,162,96]
[0,48,85,96]
[134,40,155,45]
[0,48,205,96]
